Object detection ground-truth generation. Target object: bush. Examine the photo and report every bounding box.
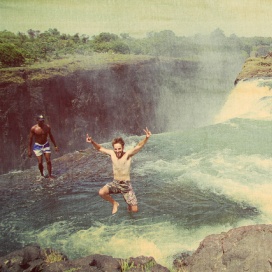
[0,43,25,67]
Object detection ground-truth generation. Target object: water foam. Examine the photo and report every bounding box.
[215,79,272,123]
[25,218,245,267]
[184,151,272,221]
[136,149,272,222]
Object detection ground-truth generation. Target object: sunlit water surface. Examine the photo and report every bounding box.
[1,79,272,267]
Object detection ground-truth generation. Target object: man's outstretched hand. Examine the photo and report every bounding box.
[144,127,152,138]
[86,134,92,143]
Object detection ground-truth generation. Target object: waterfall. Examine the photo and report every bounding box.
[215,79,272,123]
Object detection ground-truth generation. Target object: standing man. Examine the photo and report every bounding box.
[86,128,152,214]
[28,114,59,179]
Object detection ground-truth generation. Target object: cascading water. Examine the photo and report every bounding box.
[1,78,272,267]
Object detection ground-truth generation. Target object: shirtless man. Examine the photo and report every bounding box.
[28,114,59,178]
[86,128,151,214]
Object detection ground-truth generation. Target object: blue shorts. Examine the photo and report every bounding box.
[33,142,51,157]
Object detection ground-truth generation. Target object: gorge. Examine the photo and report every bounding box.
[0,53,242,174]
[2,52,272,271]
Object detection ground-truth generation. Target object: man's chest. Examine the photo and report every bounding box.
[34,126,48,135]
[112,157,132,169]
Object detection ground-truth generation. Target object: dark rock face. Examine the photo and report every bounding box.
[173,224,272,272]
[0,245,170,272]
[0,59,198,174]
[2,225,272,271]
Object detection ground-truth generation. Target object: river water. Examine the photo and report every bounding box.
[1,79,272,267]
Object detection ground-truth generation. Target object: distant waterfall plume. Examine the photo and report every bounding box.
[215,79,272,123]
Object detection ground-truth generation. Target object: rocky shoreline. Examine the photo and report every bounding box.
[0,244,169,272]
[1,224,272,272]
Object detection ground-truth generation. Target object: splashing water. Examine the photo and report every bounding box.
[1,78,272,267]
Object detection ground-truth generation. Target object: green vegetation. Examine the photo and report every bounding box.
[0,27,271,68]
[0,43,25,66]
[235,56,272,82]
[43,248,64,263]
[143,259,157,271]
[0,53,153,84]
[119,258,171,272]
[120,259,135,271]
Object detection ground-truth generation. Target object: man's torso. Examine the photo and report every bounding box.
[111,152,132,181]
[32,124,50,145]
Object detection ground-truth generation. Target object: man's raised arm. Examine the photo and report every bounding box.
[86,134,112,155]
[127,127,152,158]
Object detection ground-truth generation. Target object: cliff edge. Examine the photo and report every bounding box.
[174,224,272,272]
[235,53,272,84]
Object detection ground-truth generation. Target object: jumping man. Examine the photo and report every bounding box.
[28,114,59,178]
[86,128,152,214]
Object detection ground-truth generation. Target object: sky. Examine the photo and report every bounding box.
[0,0,271,38]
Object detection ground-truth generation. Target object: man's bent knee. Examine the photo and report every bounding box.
[99,187,109,197]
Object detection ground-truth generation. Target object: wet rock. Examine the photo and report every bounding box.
[122,256,170,272]
[172,252,192,269]
[173,224,272,272]
[0,247,169,272]
[88,254,121,272]
[0,243,41,272]
[21,244,42,267]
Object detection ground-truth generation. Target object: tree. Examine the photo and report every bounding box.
[0,43,25,67]
[81,34,89,43]
[112,41,130,54]
[72,33,80,43]
[48,28,60,36]
[210,28,226,40]
[93,32,119,43]
[18,32,28,44]
[120,33,131,40]
[91,32,121,53]
[210,28,226,47]
[27,29,40,39]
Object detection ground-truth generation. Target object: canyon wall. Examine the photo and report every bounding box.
[0,49,247,175]
[0,58,198,174]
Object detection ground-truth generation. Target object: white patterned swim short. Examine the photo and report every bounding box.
[33,142,51,156]
[106,180,138,206]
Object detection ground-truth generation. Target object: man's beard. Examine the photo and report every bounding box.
[115,151,123,158]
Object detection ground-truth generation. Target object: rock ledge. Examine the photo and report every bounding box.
[173,224,272,272]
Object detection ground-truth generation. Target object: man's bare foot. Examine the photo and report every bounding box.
[112,202,119,214]
[127,205,138,213]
